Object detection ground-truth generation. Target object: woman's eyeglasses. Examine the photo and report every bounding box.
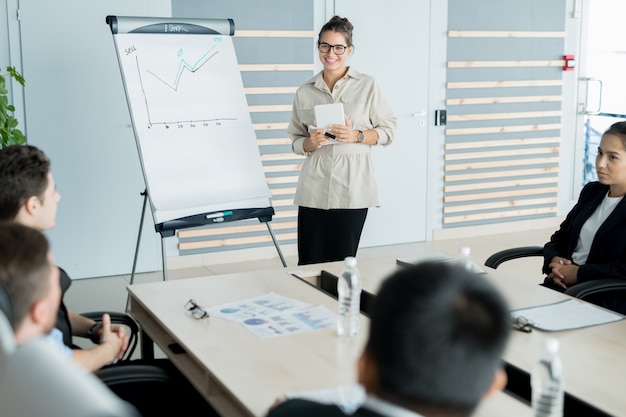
[185,299,210,320]
[318,42,348,55]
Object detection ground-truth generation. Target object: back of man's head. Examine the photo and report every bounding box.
[365,261,510,413]
[0,221,51,330]
[0,145,50,221]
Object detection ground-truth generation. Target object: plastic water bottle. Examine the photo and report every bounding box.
[532,337,564,417]
[458,246,474,271]
[337,256,361,338]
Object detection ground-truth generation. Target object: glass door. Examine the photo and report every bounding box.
[581,0,626,184]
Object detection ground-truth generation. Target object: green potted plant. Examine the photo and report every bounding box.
[0,66,26,148]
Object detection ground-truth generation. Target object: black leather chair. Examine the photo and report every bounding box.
[484,245,626,303]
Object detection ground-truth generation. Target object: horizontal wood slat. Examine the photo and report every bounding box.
[263,164,302,173]
[444,166,558,182]
[272,198,296,207]
[257,138,291,146]
[266,176,298,184]
[249,104,293,112]
[446,123,562,136]
[447,110,562,122]
[444,206,557,224]
[447,80,563,89]
[261,153,304,162]
[179,232,298,251]
[445,156,560,171]
[271,187,296,196]
[244,87,298,94]
[273,210,298,219]
[448,60,565,68]
[445,177,557,193]
[253,122,289,131]
[444,147,558,161]
[446,95,562,105]
[444,197,558,213]
[444,186,559,202]
[448,31,565,38]
[445,137,560,150]
[179,221,296,239]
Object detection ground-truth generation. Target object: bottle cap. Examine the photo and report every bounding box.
[345,256,357,267]
[544,337,560,353]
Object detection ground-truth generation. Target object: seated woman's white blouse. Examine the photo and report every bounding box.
[573,192,624,265]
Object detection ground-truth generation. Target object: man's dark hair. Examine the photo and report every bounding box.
[0,221,51,330]
[0,145,50,221]
[366,261,510,413]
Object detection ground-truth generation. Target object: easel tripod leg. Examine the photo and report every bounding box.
[126,190,148,312]
[265,222,287,267]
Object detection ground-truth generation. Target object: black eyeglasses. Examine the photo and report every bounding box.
[185,299,210,320]
[511,315,534,333]
[318,42,348,55]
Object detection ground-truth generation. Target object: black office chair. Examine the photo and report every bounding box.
[484,245,626,304]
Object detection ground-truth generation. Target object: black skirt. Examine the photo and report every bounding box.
[297,206,368,265]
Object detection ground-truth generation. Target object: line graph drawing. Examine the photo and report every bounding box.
[146,46,218,91]
[126,40,243,129]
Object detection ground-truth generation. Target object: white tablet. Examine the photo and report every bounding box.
[314,103,345,129]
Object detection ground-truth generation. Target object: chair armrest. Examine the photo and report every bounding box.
[80,311,139,360]
[565,279,626,299]
[95,364,170,387]
[484,246,544,269]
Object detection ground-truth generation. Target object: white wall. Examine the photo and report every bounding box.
[1,1,582,278]
[13,1,172,279]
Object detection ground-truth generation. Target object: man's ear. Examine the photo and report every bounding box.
[357,351,380,394]
[23,195,40,216]
[483,368,507,399]
[30,298,49,328]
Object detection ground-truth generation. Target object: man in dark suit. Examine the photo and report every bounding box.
[267,261,510,417]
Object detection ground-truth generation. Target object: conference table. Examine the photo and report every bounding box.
[317,254,626,417]
[128,264,530,417]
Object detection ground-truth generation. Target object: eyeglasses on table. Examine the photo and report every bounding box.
[511,315,534,333]
[185,299,210,320]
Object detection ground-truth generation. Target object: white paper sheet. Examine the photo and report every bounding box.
[511,298,624,331]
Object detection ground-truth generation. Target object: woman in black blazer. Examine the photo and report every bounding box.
[543,121,626,313]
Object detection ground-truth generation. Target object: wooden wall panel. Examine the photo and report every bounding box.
[444,28,564,227]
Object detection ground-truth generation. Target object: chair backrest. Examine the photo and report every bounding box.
[0,308,140,417]
[0,281,13,328]
[0,283,15,357]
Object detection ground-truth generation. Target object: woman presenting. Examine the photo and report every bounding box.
[543,121,626,313]
[288,15,397,265]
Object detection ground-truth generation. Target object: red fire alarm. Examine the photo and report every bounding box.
[563,55,575,71]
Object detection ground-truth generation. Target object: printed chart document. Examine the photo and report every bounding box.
[511,299,624,331]
[285,384,366,414]
[208,292,338,339]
